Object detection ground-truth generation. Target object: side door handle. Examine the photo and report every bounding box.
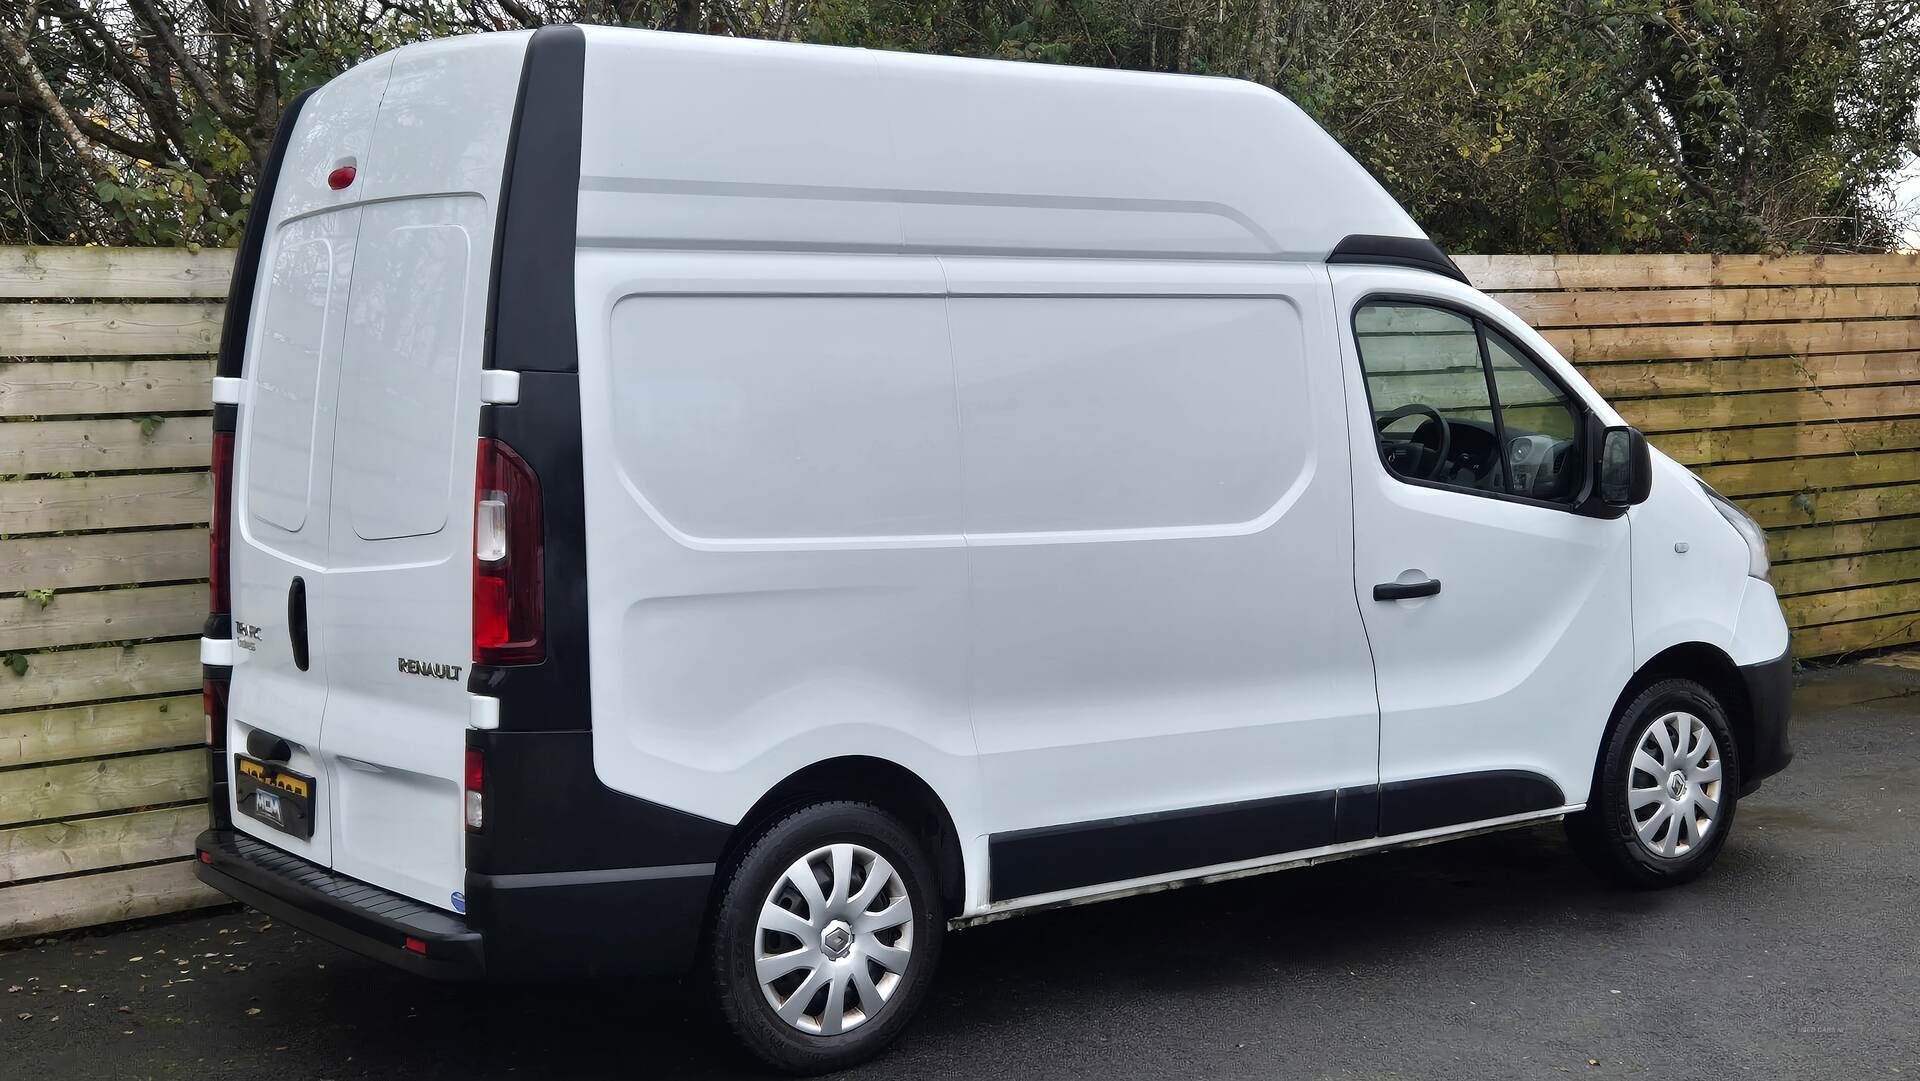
[1373,578,1441,602]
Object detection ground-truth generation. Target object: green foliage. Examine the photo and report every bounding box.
[3,0,1917,252]
[3,653,27,677]
[24,588,54,608]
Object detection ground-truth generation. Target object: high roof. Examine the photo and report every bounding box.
[573,27,1426,262]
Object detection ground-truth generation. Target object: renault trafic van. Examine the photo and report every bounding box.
[194,24,1793,1074]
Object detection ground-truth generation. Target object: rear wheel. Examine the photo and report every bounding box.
[1568,677,1741,888]
[708,801,944,1074]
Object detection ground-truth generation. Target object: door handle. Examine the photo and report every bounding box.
[1373,578,1441,601]
[287,576,310,671]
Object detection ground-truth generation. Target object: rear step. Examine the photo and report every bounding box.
[195,830,483,979]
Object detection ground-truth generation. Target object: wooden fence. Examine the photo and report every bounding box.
[1,246,1918,938]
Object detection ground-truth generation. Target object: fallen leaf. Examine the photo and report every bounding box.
[14,1013,29,1021]
[246,1007,262,1017]
[127,957,143,963]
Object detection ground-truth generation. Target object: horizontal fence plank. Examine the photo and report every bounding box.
[1785,581,1920,627]
[0,247,235,299]
[1545,318,1920,363]
[0,858,225,939]
[0,805,202,884]
[1654,418,1920,468]
[0,415,211,474]
[1741,482,1920,530]
[0,583,206,652]
[1695,450,1920,499]
[1498,285,1920,328]
[2,529,208,594]
[0,746,205,827]
[1770,517,1920,564]
[0,302,224,357]
[0,641,201,712]
[0,694,200,768]
[1461,253,1920,291]
[1774,549,1920,599]
[1581,352,1920,399]
[0,358,212,416]
[1459,255,1715,291]
[1792,612,1920,658]
[1621,385,1920,434]
[1,471,210,535]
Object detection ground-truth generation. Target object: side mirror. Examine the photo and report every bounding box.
[1597,426,1652,507]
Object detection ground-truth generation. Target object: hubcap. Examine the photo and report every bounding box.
[755,842,914,1036]
[1628,711,1723,859]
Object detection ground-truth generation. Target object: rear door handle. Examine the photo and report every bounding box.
[287,576,310,671]
[1373,578,1441,601]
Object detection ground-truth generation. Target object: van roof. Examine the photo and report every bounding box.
[558,26,1428,264]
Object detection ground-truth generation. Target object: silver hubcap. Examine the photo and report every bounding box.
[755,843,914,1036]
[1629,711,1723,858]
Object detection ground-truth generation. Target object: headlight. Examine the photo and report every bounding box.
[1698,480,1770,581]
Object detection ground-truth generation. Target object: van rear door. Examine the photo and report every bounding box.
[229,34,531,912]
[228,55,392,869]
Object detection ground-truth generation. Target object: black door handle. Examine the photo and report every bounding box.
[287,576,310,671]
[1373,578,1441,601]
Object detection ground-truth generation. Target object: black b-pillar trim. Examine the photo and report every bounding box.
[1328,234,1470,285]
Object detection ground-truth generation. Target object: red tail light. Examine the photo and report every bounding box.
[203,678,230,750]
[473,437,545,665]
[464,748,485,832]
[209,430,236,616]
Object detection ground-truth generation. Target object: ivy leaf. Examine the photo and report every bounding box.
[3,654,27,677]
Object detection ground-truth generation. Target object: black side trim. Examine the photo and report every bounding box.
[1331,784,1380,843]
[212,402,238,434]
[196,829,484,980]
[1736,648,1794,795]
[216,88,314,380]
[464,729,731,875]
[988,790,1335,902]
[1376,770,1564,837]
[1328,233,1469,285]
[467,864,713,979]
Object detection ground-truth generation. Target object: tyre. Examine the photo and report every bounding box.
[1567,677,1742,888]
[707,801,945,1075]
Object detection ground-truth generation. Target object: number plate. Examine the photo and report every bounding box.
[234,754,317,840]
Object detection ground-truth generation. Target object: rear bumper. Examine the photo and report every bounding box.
[1737,648,1794,795]
[194,829,713,981]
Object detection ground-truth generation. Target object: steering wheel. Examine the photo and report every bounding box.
[1374,403,1452,480]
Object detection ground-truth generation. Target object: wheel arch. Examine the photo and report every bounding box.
[1611,642,1753,773]
[719,756,966,919]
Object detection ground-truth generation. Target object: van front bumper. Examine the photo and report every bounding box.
[1737,648,1794,795]
[195,829,713,981]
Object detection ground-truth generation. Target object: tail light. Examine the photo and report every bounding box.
[473,437,545,665]
[203,678,230,750]
[464,748,485,832]
[209,430,236,616]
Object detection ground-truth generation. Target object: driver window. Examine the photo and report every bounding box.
[1352,302,1505,495]
[1353,300,1585,504]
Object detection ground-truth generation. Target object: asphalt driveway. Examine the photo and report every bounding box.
[4,663,1917,1080]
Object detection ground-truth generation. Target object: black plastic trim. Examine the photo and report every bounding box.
[1328,233,1469,284]
[216,88,314,380]
[1331,784,1380,843]
[212,402,238,434]
[1736,648,1794,795]
[988,790,1336,902]
[1376,770,1565,837]
[464,728,731,875]
[467,864,713,979]
[196,829,485,980]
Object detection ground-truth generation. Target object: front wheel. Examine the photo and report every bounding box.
[1567,677,1742,888]
[708,801,944,1075]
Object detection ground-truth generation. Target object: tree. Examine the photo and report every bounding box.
[4,0,1918,252]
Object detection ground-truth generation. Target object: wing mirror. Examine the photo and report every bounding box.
[1596,425,1652,507]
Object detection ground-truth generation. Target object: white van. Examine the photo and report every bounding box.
[194,24,1793,1073]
